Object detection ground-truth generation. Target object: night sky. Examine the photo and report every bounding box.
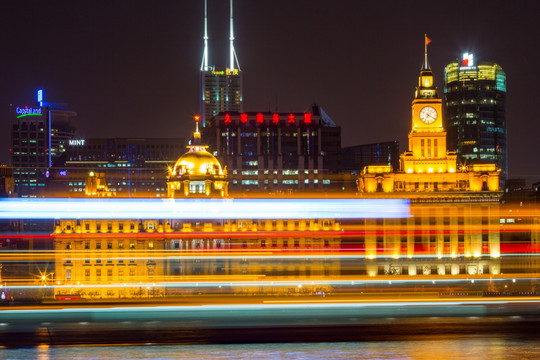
[2,0,539,183]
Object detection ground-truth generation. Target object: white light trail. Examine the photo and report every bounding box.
[0,198,410,220]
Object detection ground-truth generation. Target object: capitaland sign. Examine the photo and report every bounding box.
[15,107,42,118]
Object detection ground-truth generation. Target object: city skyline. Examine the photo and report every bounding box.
[2,0,539,183]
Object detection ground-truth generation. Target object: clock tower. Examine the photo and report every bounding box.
[409,37,446,159]
[402,35,456,172]
[358,35,500,194]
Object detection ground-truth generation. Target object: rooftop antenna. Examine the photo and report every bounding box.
[423,34,431,70]
[200,0,209,71]
[230,0,241,71]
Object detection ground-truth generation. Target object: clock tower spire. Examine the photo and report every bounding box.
[404,35,452,167]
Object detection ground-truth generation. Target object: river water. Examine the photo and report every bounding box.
[2,336,540,360]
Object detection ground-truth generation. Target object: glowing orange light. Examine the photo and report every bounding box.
[194,115,200,121]
[272,113,279,124]
[240,113,248,124]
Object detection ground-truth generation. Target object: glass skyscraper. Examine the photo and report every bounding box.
[444,54,507,185]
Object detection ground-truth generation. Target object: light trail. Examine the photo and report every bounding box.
[0,198,410,220]
[2,276,536,290]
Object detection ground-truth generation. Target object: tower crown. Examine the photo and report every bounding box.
[415,35,438,99]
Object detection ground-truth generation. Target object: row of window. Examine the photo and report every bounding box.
[65,240,153,250]
[232,170,320,175]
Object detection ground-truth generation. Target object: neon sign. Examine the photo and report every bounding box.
[256,113,264,124]
[462,53,474,67]
[15,107,42,118]
[272,114,279,124]
[37,89,43,104]
[240,113,248,124]
[288,113,295,124]
[224,113,232,124]
[69,139,86,146]
[304,113,312,124]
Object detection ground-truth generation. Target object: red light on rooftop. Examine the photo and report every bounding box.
[304,113,312,124]
[240,113,248,124]
[272,113,279,124]
[224,113,231,124]
[288,113,295,124]
[256,113,264,124]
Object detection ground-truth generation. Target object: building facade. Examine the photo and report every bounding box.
[200,68,243,126]
[10,92,77,197]
[167,118,229,197]
[0,165,15,197]
[201,104,341,193]
[356,40,502,276]
[46,137,185,197]
[444,54,507,186]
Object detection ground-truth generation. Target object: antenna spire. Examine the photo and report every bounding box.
[200,0,209,71]
[229,0,235,70]
[423,34,431,70]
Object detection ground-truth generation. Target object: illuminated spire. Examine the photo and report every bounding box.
[229,0,241,71]
[200,0,209,71]
[193,115,202,145]
[422,34,431,70]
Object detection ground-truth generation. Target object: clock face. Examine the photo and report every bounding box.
[419,106,437,124]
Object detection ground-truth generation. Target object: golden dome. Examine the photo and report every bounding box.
[170,145,225,177]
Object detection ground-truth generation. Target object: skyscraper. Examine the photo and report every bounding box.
[444,53,507,185]
[199,0,243,126]
[10,90,76,197]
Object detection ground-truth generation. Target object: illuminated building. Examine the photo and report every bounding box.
[10,90,76,197]
[167,117,229,197]
[356,37,502,276]
[0,165,15,197]
[46,137,184,197]
[357,40,500,193]
[52,216,341,299]
[202,104,341,193]
[200,0,243,126]
[444,54,507,186]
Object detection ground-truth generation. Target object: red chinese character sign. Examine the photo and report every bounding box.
[272,113,279,124]
[256,113,264,124]
[288,113,295,124]
[304,113,312,124]
[224,113,231,124]
[240,113,248,124]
